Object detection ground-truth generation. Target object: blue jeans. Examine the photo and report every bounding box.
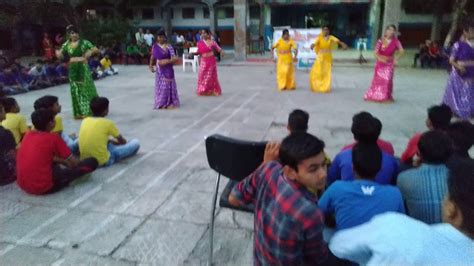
[61,132,78,154]
[105,139,140,166]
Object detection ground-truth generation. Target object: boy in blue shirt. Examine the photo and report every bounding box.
[328,112,398,185]
[319,143,405,231]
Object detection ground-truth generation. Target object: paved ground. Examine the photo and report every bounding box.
[0,58,451,265]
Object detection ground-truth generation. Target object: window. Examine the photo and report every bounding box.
[203,7,210,19]
[182,8,195,19]
[224,7,233,18]
[142,8,154,20]
[250,6,260,19]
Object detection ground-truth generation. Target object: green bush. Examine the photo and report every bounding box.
[80,16,131,47]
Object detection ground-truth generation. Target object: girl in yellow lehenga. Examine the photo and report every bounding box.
[310,26,348,93]
[271,29,298,91]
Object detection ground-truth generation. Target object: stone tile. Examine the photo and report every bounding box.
[78,215,143,256]
[122,187,174,217]
[184,227,253,266]
[0,206,60,243]
[0,245,62,265]
[178,168,228,194]
[215,208,254,231]
[54,250,134,266]
[112,219,206,265]
[153,190,212,225]
[0,200,32,221]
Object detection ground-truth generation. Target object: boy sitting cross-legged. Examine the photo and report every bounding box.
[78,97,140,167]
[1,97,28,145]
[17,109,98,195]
[0,101,17,186]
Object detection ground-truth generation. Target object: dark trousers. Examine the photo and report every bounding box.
[48,158,98,193]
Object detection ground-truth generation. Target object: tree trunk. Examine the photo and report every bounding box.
[430,0,445,41]
[443,0,468,48]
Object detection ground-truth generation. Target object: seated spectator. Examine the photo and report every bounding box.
[428,41,443,68]
[28,59,52,88]
[100,54,118,76]
[447,121,474,158]
[0,66,28,95]
[319,143,405,231]
[109,41,124,64]
[401,104,452,166]
[139,43,150,64]
[144,29,154,48]
[229,133,332,265]
[0,101,16,186]
[328,112,398,185]
[397,131,453,224]
[78,97,140,167]
[34,95,78,153]
[45,60,63,85]
[413,40,430,68]
[10,60,38,91]
[287,109,309,133]
[16,109,98,195]
[341,111,394,155]
[125,41,141,65]
[1,97,28,145]
[329,157,474,265]
[55,60,69,83]
[88,55,104,80]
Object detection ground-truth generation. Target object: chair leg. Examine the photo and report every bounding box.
[208,173,221,266]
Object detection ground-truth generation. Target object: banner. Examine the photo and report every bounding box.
[273,28,322,69]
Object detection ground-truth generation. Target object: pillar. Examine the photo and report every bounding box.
[368,0,382,49]
[209,6,217,33]
[382,0,402,36]
[163,7,172,38]
[263,4,271,51]
[234,0,248,61]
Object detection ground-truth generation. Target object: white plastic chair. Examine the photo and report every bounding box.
[183,47,199,72]
[356,38,368,51]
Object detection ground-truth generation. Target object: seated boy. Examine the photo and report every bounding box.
[126,41,141,65]
[79,97,140,167]
[55,60,69,83]
[401,104,452,166]
[88,55,104,80]
[329,157,474,265]
[100,54,118,76]
[16,109,98,195]
[328,112,398,185]
[397,131,452,224]
[340,111,394,156]
[34,95,78,153]
[287,109,309,133]
[1,66,29,94]
[0,101,17,186]
[1,97,28,145]
[28,59,53,88]
[45,60,62,85]
[447,121,474,158]
[229,133,331,265]
[319,143,405,231]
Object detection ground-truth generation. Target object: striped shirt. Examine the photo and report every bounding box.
[397,164,449,224]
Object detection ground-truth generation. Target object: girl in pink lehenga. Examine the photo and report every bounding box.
[364,25,404,103]
[196,29,223,96]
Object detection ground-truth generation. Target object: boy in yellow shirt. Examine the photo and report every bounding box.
[78,97,139,166]
[33,95,78,153]
[100,54,118,76]
[1,97,28,145]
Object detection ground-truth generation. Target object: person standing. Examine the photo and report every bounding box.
[442,20,474,119]
[196,29,223,96]
[42,33,54,60]
[271,29,298,91]
[135,28,145,47]
[309,26,348,93]
[144,29,154,48]
[56,25,98,119]
[149,31,180,109]
[364,25,404,103]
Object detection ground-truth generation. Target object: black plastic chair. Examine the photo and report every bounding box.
[205,134,267,264]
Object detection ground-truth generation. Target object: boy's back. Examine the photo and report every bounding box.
[79,117,120,165]
[319,180,405,230]
[2,113,27,144]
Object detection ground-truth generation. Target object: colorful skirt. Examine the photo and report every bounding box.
[155,72,180,109]
[364,61,395,102]
[443,70,474,119]
[69,63,98,118]
[197,58,221,96]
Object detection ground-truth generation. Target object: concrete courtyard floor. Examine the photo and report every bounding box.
[0,60,450,265]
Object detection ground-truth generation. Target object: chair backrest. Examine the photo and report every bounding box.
[189,47,198,53]
[206,134,267,181]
